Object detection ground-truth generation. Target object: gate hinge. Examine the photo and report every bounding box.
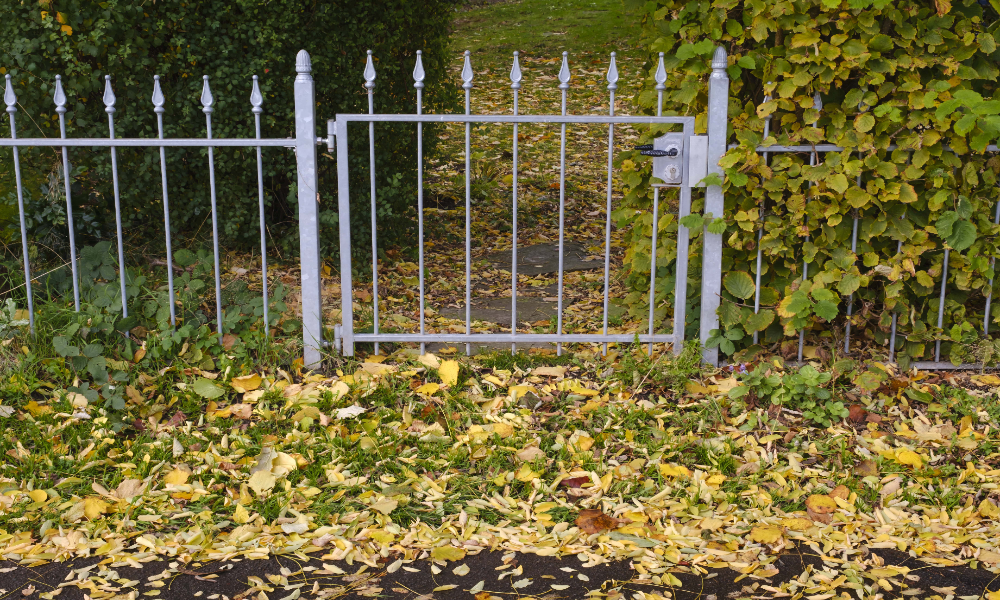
[324,119,336,153]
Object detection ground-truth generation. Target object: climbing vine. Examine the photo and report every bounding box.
[619,0,1000,366]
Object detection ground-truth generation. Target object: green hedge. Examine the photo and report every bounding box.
[620,0,1000,366]
[1,0,454,261]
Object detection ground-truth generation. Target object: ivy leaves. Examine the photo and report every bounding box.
[936,201,978,252]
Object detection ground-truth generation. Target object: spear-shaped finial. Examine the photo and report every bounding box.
[103,75,116,114]
[413,50,425,90]
[250,75,263,115]
[54,74,67,115]
[607,52,618,91]
[558,51,570,90]
[364,50,376,90]
[461,50,473,90]
[654,52,666,91]
[510,51,522,90]
[201,75,214,114]
[4,74,16,113]
[152,75,165,114]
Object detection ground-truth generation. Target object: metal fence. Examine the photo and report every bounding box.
[3,47,736,370]
[2,63,303,342]
[744,93,1000,371]
[320,48,731,368]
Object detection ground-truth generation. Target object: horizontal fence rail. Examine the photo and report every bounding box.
[2,61,307,345]
[325,48,730,365]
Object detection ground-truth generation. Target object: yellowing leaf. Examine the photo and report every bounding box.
[24,401,52,417]
[371,498,398,515]
[491,423,514,438]
[893,449,923,469]
[61,24,72,35]
[430,546,466,561]
[414,382,440,395]
[782,518,814,531]
[980,499,1000,519]
[231,374,262,393]
[515,464,539,482]
[233,504,250,524]
[438,360,460,386]
[28,489,47,503]
[163,469,190,486]
[748,524,782,544]
[84,497,109,520]
[248,470,276,495]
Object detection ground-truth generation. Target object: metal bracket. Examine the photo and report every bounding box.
[641,132,684,186]
[325,119,336,153]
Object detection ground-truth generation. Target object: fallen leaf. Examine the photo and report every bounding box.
[114,479,144,500]
[84,497,109,520]
[533,366,566,378]
[880,476,902,498]
[231,374,262,393]
[453,564,470,576]
[855,459,878,477]
[163,469,190,486]
[192,378,224,399]
[414,382,440,395]
[233,504,250,524]
[848,404,868,423]
[829,485,850,500]
[28,489,47,503]
[335,405,366,419]
[575,509,627,534]
[430,546,466,561]
[248,470,277,495]
[748,524,783,544]
[371,498,398,515]
[560,476,591,488]
[805,494,837,524]
[439,360,460,386]
[516,446,546,462]
[418,353,440,369]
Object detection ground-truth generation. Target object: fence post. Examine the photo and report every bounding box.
[700,46,729,366]
[295,50,323,370]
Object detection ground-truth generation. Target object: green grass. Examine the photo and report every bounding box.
[452,0,643,57]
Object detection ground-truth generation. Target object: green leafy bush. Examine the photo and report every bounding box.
[0,0,455,260]
[729,363,847,427]
[620,0,1000,366]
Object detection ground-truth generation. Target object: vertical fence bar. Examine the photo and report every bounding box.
[888,235,903,362]
[103,77,128,321]
[796,92,822,364]
[294,50,323,368]
[462,51,473,356]
[4,75,34,334]
[364,51,380,356]
[510,52,522,355]
[752,92,771,346]
[556,52,570,356]
[414,52,426,355]
[673,122,693,355]
[53,76,81,312]
[700,47,729,365]
[336,115,354,357]
[843,165,861,354]
[152,76,176,328]
[601,52,618,357]
[251,76,270,336]
[984,197,1000,335]
[935,248,949,362]
[201,76,224,333]
[647,53,666,356]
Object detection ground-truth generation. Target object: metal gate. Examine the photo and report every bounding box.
[298,47,731,368]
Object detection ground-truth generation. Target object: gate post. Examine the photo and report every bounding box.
[295,50,323,370]
[700,46,729,366]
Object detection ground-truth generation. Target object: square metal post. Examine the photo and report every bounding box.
[294,50,323,369]
[700,47,729,366]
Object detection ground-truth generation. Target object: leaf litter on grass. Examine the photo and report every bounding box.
[2,347,1000,598]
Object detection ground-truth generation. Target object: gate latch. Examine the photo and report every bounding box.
[635,132,684,186]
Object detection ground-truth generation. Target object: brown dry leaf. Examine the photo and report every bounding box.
[880,476,902,498]
[560,476,591,488]
[114,479,145,500]
[855,459,878,477]
[829,485,850,500]
[848,404,868,423]
[575,509,627,534]
[221,333,238,350]
[229,403,253,419]
[805,494,837,524]
[516,446,546,462]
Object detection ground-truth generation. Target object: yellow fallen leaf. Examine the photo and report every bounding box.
[685,382,711,395]
[894,449,923,469]
[24,401,52,417]
[248,470,276,495]
[980,499,1000,519]
[84,497,109,520]
[28,489,47,503]
[533,366,566,378]
[231,374,262,393]
[748,524,782,544]
[418,353,440,369]
[431,546,466,561]
[163,469,189,486]
[973,374,1000,386]
[659,463,691,478]
[439,360,460,387]
[986,591,1000,600]
[515,464,539,482]
[491,423,514,438]
[233,504,250,524]
[699,517,723,530]
[782,517,814,531]
[415,382,440,395]
[371,498,398,515]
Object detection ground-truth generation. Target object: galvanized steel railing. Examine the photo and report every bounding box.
[321,48,732,366]
[2,63,303,340]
